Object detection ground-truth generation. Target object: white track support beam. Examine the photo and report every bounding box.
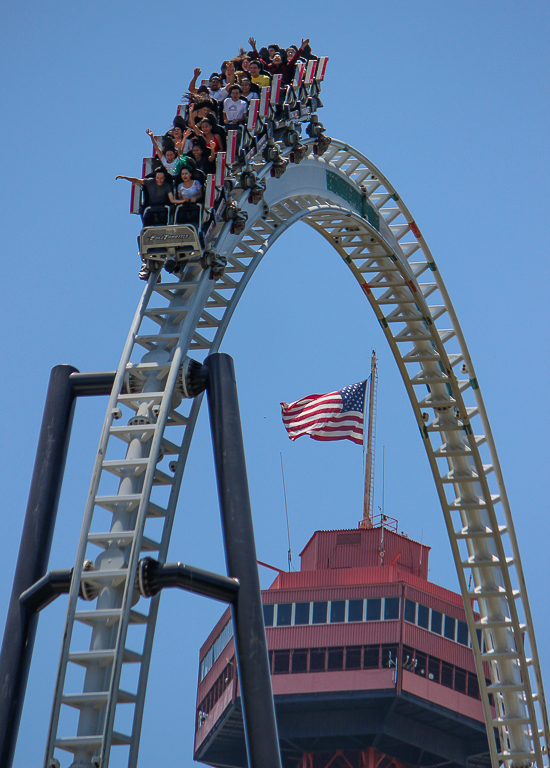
[45,139,549,768]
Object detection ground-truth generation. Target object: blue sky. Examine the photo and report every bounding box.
[1,1,549,765]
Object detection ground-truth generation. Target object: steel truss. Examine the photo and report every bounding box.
[45,138,548,768]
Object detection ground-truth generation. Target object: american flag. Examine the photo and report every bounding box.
[281,381,366,445]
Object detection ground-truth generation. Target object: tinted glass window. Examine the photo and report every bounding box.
[457,620,468,646]
[327,647,344,671]
[263,604,274,627]
[417,603,429,629]
[431,610,442,635]
[277,603,292,626]
[312,601,327,624]
[291,650,308,673]
[366,598,381,621]
[330,601,345,623]
[441,662,453,688]
[363,645,380,669]
[428,656,440,683]
[309,648,326,671]
[467,672,479,699]
[475,629,485,652]
[345,647,361,670]
[404,598,416,623]
[273,650,290,674]
[348,599,363,622]
[294,602,310,625]
[454,667,467,694]
[414,651,427,676]
[444,615,456,640]
[382,645,399,668]
[402,645,415,670]
[384,597,399,620]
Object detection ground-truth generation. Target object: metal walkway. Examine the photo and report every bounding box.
[45,138,549,768]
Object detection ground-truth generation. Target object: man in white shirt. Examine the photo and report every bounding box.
[208,74,229,102]
[223,85,248,125]
[187,67,236,101]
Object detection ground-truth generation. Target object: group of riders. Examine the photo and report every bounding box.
[116,38,319,278]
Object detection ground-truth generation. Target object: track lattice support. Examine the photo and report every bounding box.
[44,138,548,768]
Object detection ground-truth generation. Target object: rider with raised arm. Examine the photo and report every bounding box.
[188,67,203,95]
[116,169,172,227]
[248,37,309,84]
[146,129,178,178]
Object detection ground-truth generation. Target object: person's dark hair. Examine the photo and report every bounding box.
[163,135,176,152]
[228,84,242,94]
[195,100,216,113]
[209,72,221,81]
[197,85,210,95]
[200,115,215,128]
[249,59,263,69]
[163,146,176,157]
[154,168,167,180]
[268,44,280,51]
[173,115,186,130]
[190,135,207,153]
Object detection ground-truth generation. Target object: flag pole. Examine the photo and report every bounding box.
[360,350,377,528]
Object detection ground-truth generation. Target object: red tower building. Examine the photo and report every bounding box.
[194,516,493,768]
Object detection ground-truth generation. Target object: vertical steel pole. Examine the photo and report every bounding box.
[0,365,77,767]
[205,353,282,768]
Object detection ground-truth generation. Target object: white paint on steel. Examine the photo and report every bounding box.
[45,138,549,768]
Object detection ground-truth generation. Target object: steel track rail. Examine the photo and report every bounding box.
[45,138,547,768]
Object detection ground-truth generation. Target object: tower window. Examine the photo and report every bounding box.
[330,601,345,623]
[312,601,328,624]
[404,598,416,624]
[291,650,308,673]
[348,599,363,622]
[431,610,442,635]
[417,603,429,629]
[276,603,292,626]
[444,615,456,641]
[327,647,344,671]
[366,598,381,621]
[309,648,326,671]
[262,605,274,627]
[384,597,399,620]
[294,602,310,625]
[345,646,362,670]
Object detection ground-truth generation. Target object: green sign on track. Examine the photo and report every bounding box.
[326,170,380,231]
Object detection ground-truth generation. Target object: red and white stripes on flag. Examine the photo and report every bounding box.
[280,381,366,445]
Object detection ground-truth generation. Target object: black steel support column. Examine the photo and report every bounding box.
[0,366,117,768]
[205,353,282,768]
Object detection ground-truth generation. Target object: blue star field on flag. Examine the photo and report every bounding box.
[281,380,366,445]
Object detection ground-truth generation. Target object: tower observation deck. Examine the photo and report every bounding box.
[195,518,494,768]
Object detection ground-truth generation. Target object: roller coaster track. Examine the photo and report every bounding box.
[45,137,549,768]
